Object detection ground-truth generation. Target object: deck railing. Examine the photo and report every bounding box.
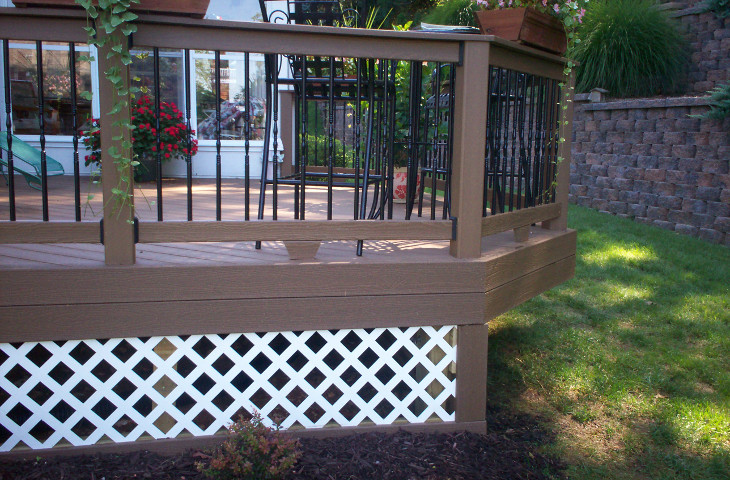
[0,8,571,263]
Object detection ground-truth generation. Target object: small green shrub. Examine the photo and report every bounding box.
[304,134,356,168]
[704,0,730,18]
[422,0,478,27]
[198,414,301,480]
[572,0,689,97]
[700,83,730,120]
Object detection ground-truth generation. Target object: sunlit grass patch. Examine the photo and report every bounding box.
[488,205,730,480]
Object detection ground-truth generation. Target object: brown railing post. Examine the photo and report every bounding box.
[543,74,574,232]
[455,323,488,429]
[98,30,136,265]
[449,40,490,259]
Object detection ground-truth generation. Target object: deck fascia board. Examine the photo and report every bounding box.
[0,230,575,342]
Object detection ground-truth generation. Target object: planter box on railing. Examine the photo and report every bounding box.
[12,0,210,18]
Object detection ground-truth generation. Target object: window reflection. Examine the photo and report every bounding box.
[8,41,92,135]
[195,53,267,141]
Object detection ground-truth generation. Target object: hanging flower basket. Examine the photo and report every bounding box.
[474,7,567,55]
[13,0,211,18]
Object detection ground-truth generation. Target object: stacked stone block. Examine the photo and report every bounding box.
[671,4,730,94]
[570,97,730,245]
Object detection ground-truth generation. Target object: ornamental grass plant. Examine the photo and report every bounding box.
[572,0,689,97]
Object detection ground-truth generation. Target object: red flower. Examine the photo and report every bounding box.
[164,153,170,159]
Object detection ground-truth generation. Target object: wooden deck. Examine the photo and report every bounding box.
[1,173,575,342]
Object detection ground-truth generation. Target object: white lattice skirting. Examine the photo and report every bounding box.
[0,326,457,451]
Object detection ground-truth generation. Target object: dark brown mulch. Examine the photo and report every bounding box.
[0,408,562,480]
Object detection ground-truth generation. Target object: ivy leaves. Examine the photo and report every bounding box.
[76,0,141,217]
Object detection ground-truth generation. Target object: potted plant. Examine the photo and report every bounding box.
[473,0,588,54]
[82,95,199,182]
[13,0,210,18]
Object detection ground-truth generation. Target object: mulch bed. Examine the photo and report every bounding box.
[0,408,562,479]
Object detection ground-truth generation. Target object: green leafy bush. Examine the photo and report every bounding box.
[198,414,301,480]
[572,0,689,97]
[422,0,478,26]
[700,83,730,120]
[304,134,356,168]
[704,0,730,18]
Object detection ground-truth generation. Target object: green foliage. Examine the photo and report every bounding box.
[489,205,730,480]
[371,0,438,28]
[572,0,689,97]
[198,414,301,480]
[76,0,141,216]
[422,0,478,27]
[700,83,730,120]
[304,134,356,168]
[704,0,730,18]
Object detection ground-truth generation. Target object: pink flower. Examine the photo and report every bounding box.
[553,3,560,13]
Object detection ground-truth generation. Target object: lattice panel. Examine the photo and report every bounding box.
[0,326,456,451]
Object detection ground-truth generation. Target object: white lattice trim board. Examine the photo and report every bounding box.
[0,326,456,451]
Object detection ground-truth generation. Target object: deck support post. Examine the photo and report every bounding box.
[98,29,136,265]
[542,73,574,232]
[449,40,490,259]
[455,323,488,430]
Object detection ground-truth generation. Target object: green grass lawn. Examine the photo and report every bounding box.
[488,205,730,480]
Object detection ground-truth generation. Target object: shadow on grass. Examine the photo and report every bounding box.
[487,205,730,480]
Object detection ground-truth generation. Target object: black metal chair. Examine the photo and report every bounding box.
[257,0,394,227]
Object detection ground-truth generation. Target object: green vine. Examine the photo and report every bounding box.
[76,0,141,220]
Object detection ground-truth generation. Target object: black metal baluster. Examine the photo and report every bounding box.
[430,63,441,220]
[293,85,300,219]
[215,50,222,220]
[272,54,279,220]
[36,41,48,221]
[444,62,455,220]
[244,51,250,221]
[404,60,419,221]
[357,59,375,256]
[256,54,273,249]
[491,68,504,215]
[524,74,536,208]
[373,60,385,221]
[353,58,361,221]
[185,49,193,221]
[3,39,16,221]
[386,60,396,220]
[501,69,513,214]
[483,67,494,217]
[153,47,163,221]
[532,77,545,205]
[69,43,81,221]
[515,73,527,210]
[509,71,519,212]
[535,77,547,205]
[416,65,429,218]
[327,56,334,219]
[300,56,307,220]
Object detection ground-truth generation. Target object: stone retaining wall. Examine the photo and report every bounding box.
[570,96,730,245]
[670,3,730,94]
